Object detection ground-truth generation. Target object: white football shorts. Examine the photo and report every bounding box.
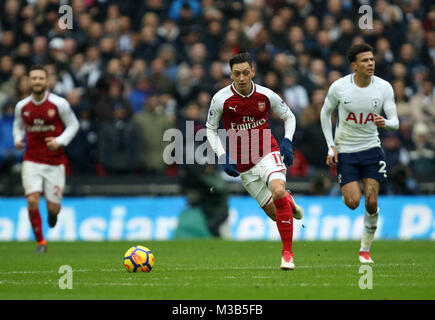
[240,151,287,208]
[21,160,65,204]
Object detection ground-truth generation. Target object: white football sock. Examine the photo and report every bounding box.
[360,208,379,252]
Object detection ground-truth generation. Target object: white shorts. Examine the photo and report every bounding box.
[21,160,65,204]
[240,151,286,208]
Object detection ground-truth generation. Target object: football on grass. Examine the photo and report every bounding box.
[123,245,154,272]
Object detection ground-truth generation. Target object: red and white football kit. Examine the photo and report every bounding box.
[13,91,79,203]
[206,81,296,208]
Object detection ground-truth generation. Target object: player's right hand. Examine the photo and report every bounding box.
[218,154,239,177]
[326,146,338,167]
[15,140,25,150]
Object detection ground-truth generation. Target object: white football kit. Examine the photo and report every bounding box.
[320,74,399,154]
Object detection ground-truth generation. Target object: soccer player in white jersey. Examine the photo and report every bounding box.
[13,65,79,252]
[206,52,303,270]
[320,43,399,263]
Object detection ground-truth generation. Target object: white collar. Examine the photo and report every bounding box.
[31,91,49,105]
[231,81,255,98]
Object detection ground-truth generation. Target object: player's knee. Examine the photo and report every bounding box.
[345,198,360,210]
[271,188,287,200]
[27,194,40,209]
[47,203,61,215]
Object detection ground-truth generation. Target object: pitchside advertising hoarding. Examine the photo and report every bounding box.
[0,196,434,241]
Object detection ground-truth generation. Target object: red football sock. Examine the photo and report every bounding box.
[28,208,44,242]
[274,196,293,254]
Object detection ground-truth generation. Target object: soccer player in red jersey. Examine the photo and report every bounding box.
[13,65,79,252]
[206,53,303,270]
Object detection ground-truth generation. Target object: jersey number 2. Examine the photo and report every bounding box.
[378,161,387,178]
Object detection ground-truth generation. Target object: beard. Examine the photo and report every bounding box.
[31,85,47,95]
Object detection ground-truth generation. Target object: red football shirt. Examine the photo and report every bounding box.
[207,82,294,172]
[13,92,79,166]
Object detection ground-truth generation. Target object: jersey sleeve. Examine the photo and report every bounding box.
[56,98,79,146]
[205,94,226,157]
[205,95,223,130]
[382,83,399,130]
[12,102,25,145]
[269,90,296,141]
[320,82,339,152]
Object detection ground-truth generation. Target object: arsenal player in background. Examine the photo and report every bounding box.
[13,65,79,252]
[206,53,303,270]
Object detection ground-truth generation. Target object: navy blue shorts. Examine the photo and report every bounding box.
[337,147,387,187]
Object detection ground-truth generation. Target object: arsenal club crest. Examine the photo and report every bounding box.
[48,109,56,118]
[257,101,266,111]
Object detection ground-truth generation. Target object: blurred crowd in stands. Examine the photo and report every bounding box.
[0,0,434,195]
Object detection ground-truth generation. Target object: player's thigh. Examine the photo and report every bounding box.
[240,171,273,209]
[42,164,65,204]
[341,181,362,209]
[257,151,286,186]
[21,161,44,197]
[360,147,388,184]
[337,153,360,188]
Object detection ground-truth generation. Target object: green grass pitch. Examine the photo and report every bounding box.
[0,240,434,300]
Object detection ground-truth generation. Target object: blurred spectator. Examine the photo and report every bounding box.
[297,89,329,174]
[149,57,174,94]
[410,77,435,150]
[15,75,31,101]
[0,101,23,173]
[409,122,435,178]
[97,95,141,174]
[65,94,99,175]
[134,26,160,62]
[283,71,309,116]
[381,131,410,174]
[178,101,229,237]
[133,93,174,174]
[174,64,196,107]
[0,30,16,56]
[393,80,413,120]
[128,76,153,114]
[0,64,26,102]
[169,0,202,22]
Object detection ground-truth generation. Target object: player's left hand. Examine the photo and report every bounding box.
[280,138,293,167]
[374,113,385,128]
[45,137,61,151]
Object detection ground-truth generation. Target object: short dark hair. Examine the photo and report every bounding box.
[347,43,373,63]
[229,52,253,69]
[29,64,48,76]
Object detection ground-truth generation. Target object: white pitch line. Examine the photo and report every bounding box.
[0,263,422,275]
